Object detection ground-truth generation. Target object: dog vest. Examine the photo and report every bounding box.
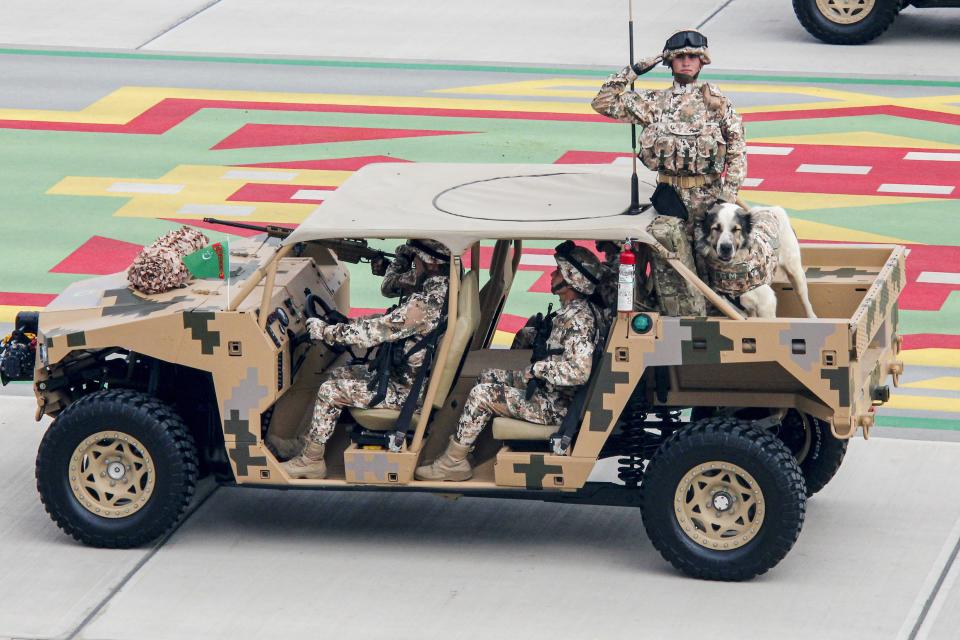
[699,210,780,297]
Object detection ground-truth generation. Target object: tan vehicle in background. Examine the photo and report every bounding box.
[26,163,905,581]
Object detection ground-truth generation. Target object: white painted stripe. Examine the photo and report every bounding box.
[741,177,764,187]
[797,164,872,175]
[745,145,793,156]
[520,254,557,267]
[917,272,960,285]
[177,204,256,217]
[107,182,184,195]
[878,183,956,195]
[904,151,960,162]
[896,513,960,640]
[291,189,330,200]
[222,170,297,181]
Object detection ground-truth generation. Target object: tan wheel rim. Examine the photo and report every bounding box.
[675,461,765,550]
[69,431,155,518]
[815,0,876,25]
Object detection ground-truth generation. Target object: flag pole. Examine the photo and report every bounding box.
[627,0,641,215]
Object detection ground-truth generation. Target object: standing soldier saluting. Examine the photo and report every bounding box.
[591,29,747,316]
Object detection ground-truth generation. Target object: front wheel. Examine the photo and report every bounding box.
[36,389,199,548]
[793,0,900,45]
[641,417,806,581]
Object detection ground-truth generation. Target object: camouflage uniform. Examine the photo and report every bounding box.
[304,274,449,445]
[127,226,209,294]
[380,243,418,299]
[591,57,747,316]
[456,296,598,446]
[695,208,780,297]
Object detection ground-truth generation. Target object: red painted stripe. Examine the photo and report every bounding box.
[901,334,960,350]
[239,155,410,171]
[0,292,57,306]
[3,98,957,137]
[213,123,474,150]
[226,183,333,204]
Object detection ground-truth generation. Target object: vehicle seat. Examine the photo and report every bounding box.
[492,417,557,441]
[351,269,481,431]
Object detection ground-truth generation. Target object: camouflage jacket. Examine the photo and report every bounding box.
[696,209,780,297]
[530,297,599,398]
[380,243,418,298]
[591,63,747,203]
[314,275,449,385]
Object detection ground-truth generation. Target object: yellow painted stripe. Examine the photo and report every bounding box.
[491,330,515,348]
[884,394,960,413]
[0,306,42,323]
[902,376,960,392]
[901,349,960,369]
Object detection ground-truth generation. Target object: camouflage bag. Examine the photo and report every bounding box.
[646,215,706,316]
[127,227,210,294]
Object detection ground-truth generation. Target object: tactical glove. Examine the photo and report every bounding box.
[306,317,329,342]
[631,55,663,77]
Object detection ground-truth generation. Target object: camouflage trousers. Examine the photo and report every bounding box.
[307,365,411,445]
[647,215,707,316]
[455,368,568,446]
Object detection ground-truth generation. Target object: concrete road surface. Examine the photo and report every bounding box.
[2,396,959,640]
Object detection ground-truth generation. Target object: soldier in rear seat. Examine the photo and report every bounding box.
[415,243,602,481]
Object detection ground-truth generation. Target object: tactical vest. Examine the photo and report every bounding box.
[637,87,727,177]
[698,211,780,297]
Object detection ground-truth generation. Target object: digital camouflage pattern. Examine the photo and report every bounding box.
[696,208,781,297]
[305,364,412,445]
[305,274,449,445]
[647,216,707,316]
[380,243,418,298]
[591,64,746,205]
[662,46,712,66]
[457,297,598,445]
[556,245,602,296]
[127,226,210,294]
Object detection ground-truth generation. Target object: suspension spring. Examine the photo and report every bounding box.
[617,406,648,488]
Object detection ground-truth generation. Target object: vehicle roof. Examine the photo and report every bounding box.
[282,163,659,255]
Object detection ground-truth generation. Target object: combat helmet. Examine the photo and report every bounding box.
[407,239,451,265]
[554,241,602,296]
[661,29,711,66]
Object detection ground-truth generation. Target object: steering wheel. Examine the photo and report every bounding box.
[302,289,370,363]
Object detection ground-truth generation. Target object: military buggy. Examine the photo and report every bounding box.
[25,163,905,580]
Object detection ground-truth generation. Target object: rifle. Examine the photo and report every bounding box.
[525,304,562,400]
[202,218,395,264]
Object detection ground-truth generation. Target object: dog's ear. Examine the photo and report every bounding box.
[701,209,717,236]
[739,209,753,245]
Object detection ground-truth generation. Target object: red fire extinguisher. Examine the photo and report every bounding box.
[617,241,635,314]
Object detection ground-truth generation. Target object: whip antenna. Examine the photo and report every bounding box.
[627,0,641,215]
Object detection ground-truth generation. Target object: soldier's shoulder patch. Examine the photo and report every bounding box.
[703,82,725,97]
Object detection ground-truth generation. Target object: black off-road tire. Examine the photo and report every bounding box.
[778,411,848,497]
[640,417,806,581]
[793,0,900,45]
[36,389,198,548]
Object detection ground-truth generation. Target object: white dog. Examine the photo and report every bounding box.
[697,202,816,319]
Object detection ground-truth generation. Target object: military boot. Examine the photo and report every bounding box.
[267,432,305,460]
[281,441,327,479]
[414,436,473,481]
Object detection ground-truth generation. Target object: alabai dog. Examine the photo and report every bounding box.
[697,202,816,318]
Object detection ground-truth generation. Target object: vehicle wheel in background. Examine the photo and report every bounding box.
[777,410,848,497]
[793,0,900,44]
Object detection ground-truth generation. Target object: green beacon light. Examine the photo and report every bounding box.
[631,313,653,334]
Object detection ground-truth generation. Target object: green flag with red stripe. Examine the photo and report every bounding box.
[183,242,229,280]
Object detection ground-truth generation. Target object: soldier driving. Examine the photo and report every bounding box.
[281,239,451,479]
[415,242,602,481]
[591,29,747,316]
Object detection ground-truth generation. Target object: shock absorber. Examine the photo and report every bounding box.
[617,405,648,488]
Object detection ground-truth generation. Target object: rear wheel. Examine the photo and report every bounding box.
[777,410,848,497]
[36,389,198,548]
[641,417,806,581]
[793,0,900,44]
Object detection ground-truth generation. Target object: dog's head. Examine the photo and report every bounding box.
[701,202,752,262]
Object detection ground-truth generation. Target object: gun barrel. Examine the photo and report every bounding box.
[202,218,292,237]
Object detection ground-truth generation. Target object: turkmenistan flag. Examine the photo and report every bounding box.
[183,242,229,280]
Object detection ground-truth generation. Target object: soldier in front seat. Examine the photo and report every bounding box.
[415,243,602,482]
[281,240,450,479]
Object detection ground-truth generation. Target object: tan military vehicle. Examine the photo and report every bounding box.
[27,163,904,581]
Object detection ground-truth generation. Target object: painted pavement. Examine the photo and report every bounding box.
[0,55,957,429]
